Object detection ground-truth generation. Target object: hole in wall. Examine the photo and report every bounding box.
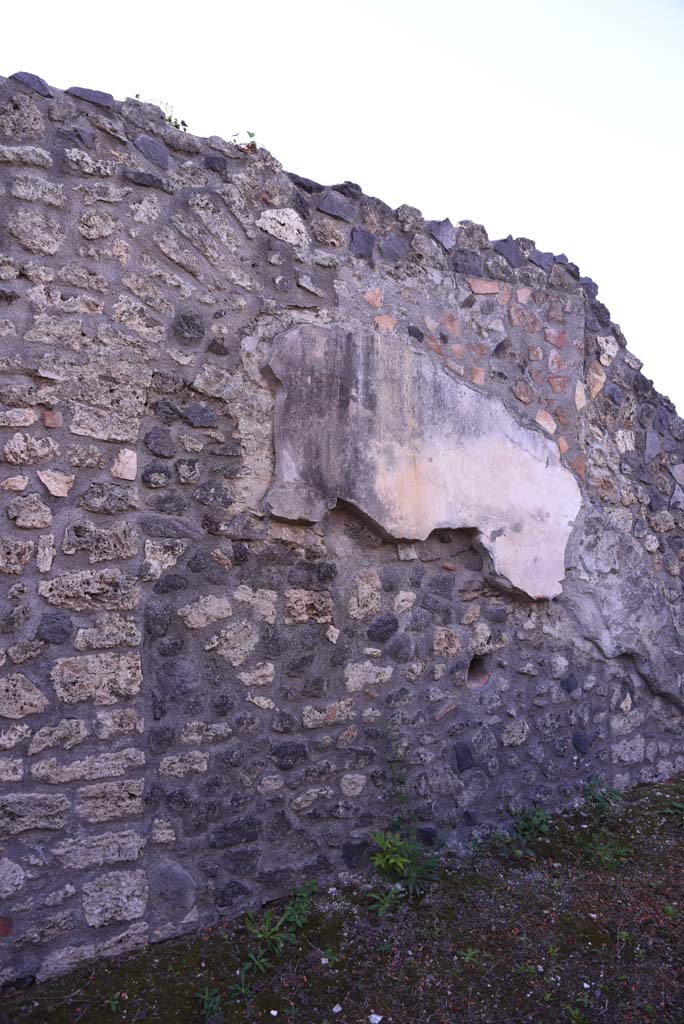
[467,654,491,685]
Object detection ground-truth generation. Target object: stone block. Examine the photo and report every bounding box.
[82,870,148,928]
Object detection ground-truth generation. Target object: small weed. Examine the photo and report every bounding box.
[104,993,121,1012]
[584,777,620,820]
[371,831,438,896]
[282,881,316,929]
[321,946,341,967]
[194,986,221,1017]
[244,883,314,958]
[227,969,253,1004]
[664,903,678,919]
[371,831,415,876]
[473,828,526,861]
[134,93,188,132]
[245,908,296,956]
[244,948,272,975]
[662,800,684,826]
[513,806,551,844]
[231,130,257,152]
[580,830,632,868]
[458,947,481,964]
[513,961,537,976]
[367,887,405,917]
[233,883,316,998]
[564,1006,587,1023]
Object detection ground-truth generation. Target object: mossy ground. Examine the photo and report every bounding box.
[4,776,684,1024]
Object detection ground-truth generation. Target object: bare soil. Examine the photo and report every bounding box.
[4,775,684,1024]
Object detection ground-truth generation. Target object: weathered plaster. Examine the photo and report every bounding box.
[266,324,581,598]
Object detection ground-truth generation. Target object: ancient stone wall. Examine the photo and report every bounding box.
[1,71,683,986]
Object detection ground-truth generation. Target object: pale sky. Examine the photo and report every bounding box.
[3,0,683,412]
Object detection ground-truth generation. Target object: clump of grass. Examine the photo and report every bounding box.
[227,883,316,1004]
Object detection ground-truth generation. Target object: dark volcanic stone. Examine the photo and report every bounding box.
[332,181,363,199]
[560,673,579,694]
[452,249,484,276]
[152,573,188,594]
[148,490,188,515]
[301,676,326,698]
[79,482,137,514]
[572,731,592,755]
[134,134,170,170]
[152,400,181,424]
[173,310,205,346]
[329,644,350,667]
[288,172,325,193]
[407,608,433,633]
[187,550,209,573]
[428,218,457,250]
[493,235,523,268]
[454,742,475,772]
[426,572,454,596]
[158,636,184,656]
[124,169,172,192]
[529,249,554,273]
[270,742,308,770]
[182,402,217,428]
[145,601,172,637]
[270,711,297,734]
[142,461,172,488]
[349,227,375,259]
[216,881,250,906]
[287,561,336,590]
[318,191,356,222]
[386,633,413,663]
[604,383,623,406]
[366,613,399,643]
[286,652,315,677]
[56,125,97,149]
[36,611,72,644]
[260,626,287,659]
[193,482,233,508]
[204,153,229,175]
[408,325,424,343]
[581,276,599,299]
[591,299,612,327]
[420,592,453,622]
[11,71,53,97]
[149,726,175,753]
[66,86,115,108]
[209,816,262,848]
[139,515,192,539]
[144,428,176,459]
[378,233,407,263]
